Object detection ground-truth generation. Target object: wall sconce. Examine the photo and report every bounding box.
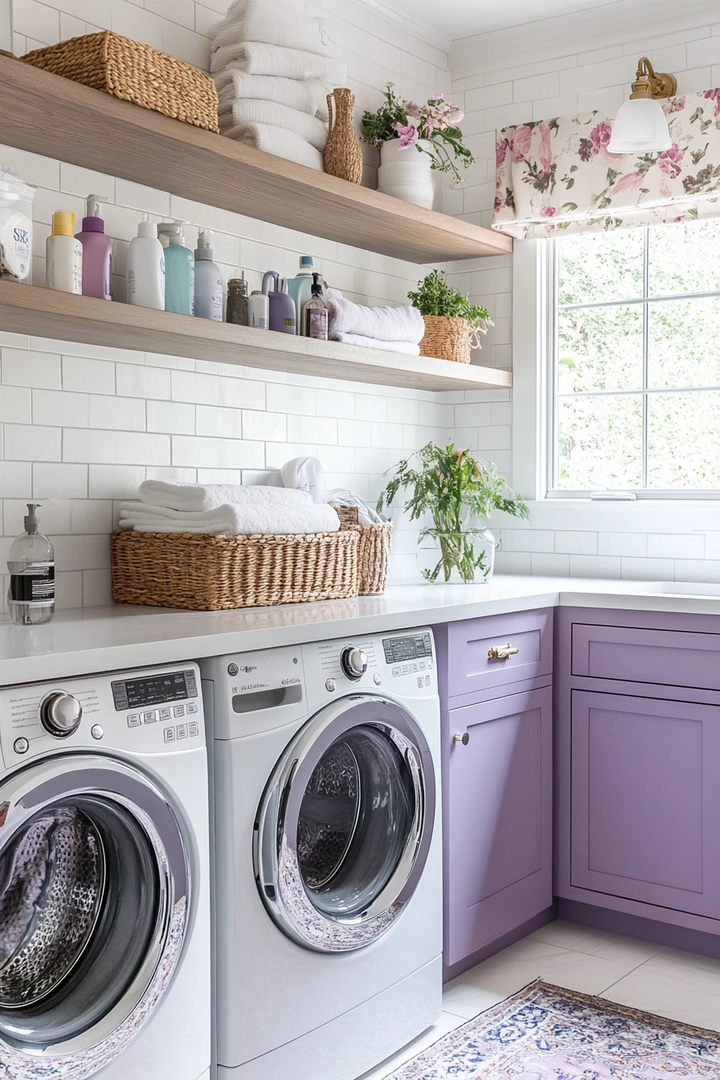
[607,57,677,154]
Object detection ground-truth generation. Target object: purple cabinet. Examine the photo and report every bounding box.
[570,690,720,917]
[444,687,553,973]
[435,609,554,980]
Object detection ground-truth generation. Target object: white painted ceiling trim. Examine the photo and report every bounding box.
[354,0,452,53]
[450,0,719,78]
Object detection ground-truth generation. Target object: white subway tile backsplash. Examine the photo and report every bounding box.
[62,356,115,394]
[0,386,32,424]
[555,531,598,555]
[33,463,88,499]
[647,534,705,560]
[88,395,146,432]
[88,465,151,499]
[116,363,171,400]
[5,424,61,461]
[3,349,61,389]
[64,429,169,466]
[568,554,623,579]
[147,400,195,435]
[171,435,265,470]
[195,405,243,439]
[0,462,33,498]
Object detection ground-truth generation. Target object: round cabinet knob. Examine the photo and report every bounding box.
[453,732,470,746]
[40,692,83,738]
[340,645,368,681]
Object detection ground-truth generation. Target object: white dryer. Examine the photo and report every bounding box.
[202,629,442,1080]
[0,662,210,1080]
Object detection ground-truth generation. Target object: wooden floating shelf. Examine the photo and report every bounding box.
[0,55,512,265]
[0,283,513,392]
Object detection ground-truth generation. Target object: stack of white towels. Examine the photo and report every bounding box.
[211,0,347,171]
[119,480,341,535]
[327,293,426,356]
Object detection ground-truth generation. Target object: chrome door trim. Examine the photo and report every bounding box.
[254,695,435,952]
[0,754,190,1077]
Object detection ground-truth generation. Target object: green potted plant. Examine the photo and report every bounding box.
[377,442,529,584]
[408,269,492,364]
[361,84,474,208]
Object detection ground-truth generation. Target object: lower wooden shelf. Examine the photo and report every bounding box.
[0,283,512,392]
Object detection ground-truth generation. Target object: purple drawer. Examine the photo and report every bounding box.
[572,623,720,692]
[445,609,553,699]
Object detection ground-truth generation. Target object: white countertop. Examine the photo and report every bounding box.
[2,575,720,686]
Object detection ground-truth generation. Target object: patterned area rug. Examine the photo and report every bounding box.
[386,979,720,1079]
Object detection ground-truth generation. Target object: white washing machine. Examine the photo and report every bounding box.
[202,629,442,1080]
[0,662,211,1080]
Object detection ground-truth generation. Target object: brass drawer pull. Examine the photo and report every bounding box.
[453,732,470,746]
[487,643,519,661]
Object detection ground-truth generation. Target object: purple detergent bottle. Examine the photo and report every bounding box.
[262,270,296,334]
[76,194,112,300]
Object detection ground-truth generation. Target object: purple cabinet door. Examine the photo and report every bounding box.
[444,687,553,967]
[444,609,553,703]
[571,690,720,917]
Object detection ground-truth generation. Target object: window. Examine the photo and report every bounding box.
[549,220,720,497]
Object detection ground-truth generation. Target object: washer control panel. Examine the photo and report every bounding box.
[0,662,204,765]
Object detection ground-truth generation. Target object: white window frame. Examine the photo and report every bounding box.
[512,235,720,503]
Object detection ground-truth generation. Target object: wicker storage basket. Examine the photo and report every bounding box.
[110,528,359,611]
[22,31,219,132]
[335,506,393,595]
[419,315,471,364]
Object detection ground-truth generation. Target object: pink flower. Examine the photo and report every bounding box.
[392,123,419,147]
[423,116,438,134]
[432,91,443,100]
[704,88,720,117]
[446,108,464,125]
[658,143,683,179]
[496,138,510,167]
[538,120,553,173]
[540,205,557,217]
[405,100,421,118]
[590,121,612,151]
[667,96,686,113]
[613,171,644,195]
[510,124,533,163]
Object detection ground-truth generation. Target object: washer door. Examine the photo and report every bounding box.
[0,754,190,1079]
[254,695,435,952]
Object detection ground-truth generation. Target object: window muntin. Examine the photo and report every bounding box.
[550,220,720,496]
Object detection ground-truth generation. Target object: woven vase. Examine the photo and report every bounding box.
[324,87,363,184]
[419,315,472,364]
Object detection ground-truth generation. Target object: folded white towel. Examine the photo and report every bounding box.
[211,0,330,57]
[211,41,347,85]
[223,122,324,171]
[329,332,421,355]
[219,99,328,151]
[138,480,312,513]
[281,456,326,503]
[215,70,329,120]
[119,501,340,535]
[327,295,425,344]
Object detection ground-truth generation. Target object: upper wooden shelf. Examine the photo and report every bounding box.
[0,283,512,392]
[0,55,511,265]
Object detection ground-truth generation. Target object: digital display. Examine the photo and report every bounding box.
[382,633,433,664]
[112,670,197,711]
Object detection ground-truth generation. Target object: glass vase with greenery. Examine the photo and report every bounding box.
[377,443,529,583]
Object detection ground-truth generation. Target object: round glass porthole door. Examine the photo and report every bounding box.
[254,696,435,952]
[0,755,189,1079]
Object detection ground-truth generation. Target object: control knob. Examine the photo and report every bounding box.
[40,691,83,738]
[340,645,368,681]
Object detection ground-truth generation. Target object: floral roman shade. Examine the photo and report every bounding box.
[492,90,720,238]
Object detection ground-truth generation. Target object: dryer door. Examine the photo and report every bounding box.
[254,695,436,952]
[0,754,190,1079]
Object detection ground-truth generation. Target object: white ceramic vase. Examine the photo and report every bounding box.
[377,138,434,209]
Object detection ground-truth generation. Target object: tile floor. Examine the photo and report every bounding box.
[359,919,720,1079]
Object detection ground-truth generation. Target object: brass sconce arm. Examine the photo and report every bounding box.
[630,57,677,100]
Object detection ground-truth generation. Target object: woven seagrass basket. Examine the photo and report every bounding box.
[22,31,219,132]
[110,528,359,611]
[335,506,392,595]
[419,315,471,364]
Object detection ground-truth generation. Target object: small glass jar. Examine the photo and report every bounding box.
[227,276,249,326]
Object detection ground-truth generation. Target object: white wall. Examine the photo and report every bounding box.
[1,0,455,609]
[445,0,720,583]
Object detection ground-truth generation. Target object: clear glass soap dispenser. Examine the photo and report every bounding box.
[7,503,55,625]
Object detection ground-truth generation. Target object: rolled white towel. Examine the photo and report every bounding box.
[215,70,329,120]
[223,122,324,171]
[211,0,330,57]
[211,41,347,85]
[138,480,312,513]
[219,99,328,152]
[330,332,421,355]
[118,501,340,535]
[281,456,326,503]
[327,295,425,344]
